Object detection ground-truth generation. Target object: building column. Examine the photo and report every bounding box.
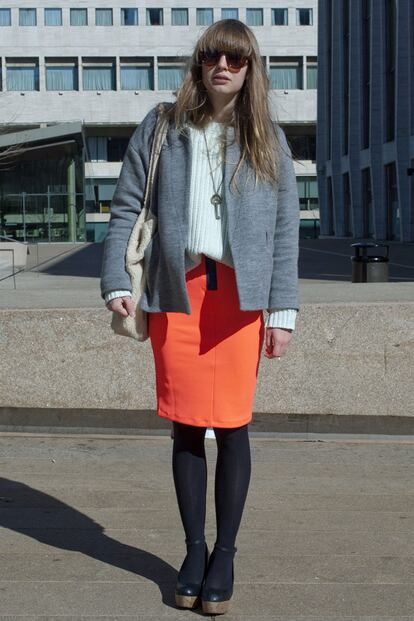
[348,0,363,237]
[330,0,346,236]
[395,0,411,241]
[369,0,386,239]
[67,158,77,242]
[316,0,332,236]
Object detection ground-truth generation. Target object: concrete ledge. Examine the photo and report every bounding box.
[0,303,413,418]
[2,407,414,437]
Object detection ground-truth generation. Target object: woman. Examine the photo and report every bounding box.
[101,19,300,616]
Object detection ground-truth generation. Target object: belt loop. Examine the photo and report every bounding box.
[205,256,218,290]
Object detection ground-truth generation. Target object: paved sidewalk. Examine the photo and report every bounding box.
[0,432,413,620]
[1,239,414,309]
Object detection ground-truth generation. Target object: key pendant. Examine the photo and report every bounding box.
[211,193,222,219]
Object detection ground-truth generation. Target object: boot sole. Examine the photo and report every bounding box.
[202,598,231,614]
[175,593,201,609]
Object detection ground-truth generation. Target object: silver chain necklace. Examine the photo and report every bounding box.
[202,127,224,220]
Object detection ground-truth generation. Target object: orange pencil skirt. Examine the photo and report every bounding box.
[148,254,265,428]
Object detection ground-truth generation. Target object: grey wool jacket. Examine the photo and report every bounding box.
[100,103,300,315]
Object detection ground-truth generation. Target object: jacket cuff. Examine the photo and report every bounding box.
[104,290,132,304]
[265,308,297,330]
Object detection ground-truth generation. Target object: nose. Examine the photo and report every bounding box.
[216,53,229,70]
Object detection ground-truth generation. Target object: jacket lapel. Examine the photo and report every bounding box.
[224,127,249,240]
[165,126,192,248]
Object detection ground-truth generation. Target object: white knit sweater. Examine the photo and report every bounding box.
[105,121,297,330]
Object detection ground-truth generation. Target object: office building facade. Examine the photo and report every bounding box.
[317,0,414,241]
[0,0,318,243]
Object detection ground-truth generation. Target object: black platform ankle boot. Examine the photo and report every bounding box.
[201,543,237,615]
[175,538,209,609]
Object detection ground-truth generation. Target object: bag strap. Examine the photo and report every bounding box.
[142,103,169,215]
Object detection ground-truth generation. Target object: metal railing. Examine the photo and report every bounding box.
[0,235,29,288]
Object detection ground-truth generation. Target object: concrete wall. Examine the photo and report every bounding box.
[1,302,413,416]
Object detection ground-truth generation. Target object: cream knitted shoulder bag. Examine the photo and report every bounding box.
[110,103,169,341]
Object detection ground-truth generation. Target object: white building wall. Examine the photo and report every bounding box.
[0,0,317,125]
[0,0,318,237]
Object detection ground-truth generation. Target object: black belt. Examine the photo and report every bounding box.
[205,256,218,290]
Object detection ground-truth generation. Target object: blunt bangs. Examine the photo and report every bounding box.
[196,19,253,61]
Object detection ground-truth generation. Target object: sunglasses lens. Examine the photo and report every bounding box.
[201,52,220,66]
[201,51,247,71]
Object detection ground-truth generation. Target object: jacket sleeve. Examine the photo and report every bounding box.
[267,125,300,312]
[99,105,159,300]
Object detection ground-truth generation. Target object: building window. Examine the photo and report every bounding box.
[121,8,138,25]
[0,9,11,26]
[83,59,116,90]
[384,0,396,142]
[45,58,78,90]
[19,8,36,26]
[361,168,373,237]
[385,162,399,240]
[196,8,213,26]
[361,0,371,149]
[326,176,334,235]
[221,8,238,20]
[297,176,318,210]
[343,172,352,236]
[343,0,350,155]
[70,8,87,26]
[246,8,263,26]
[86,138,108,162]
[120,58,153,90]
[288,134,316,160]
[146,8,163,25]
[44,8,62,26]
[306,57,317,89]
[272,8,288,25]
[6,59,39,90]
[296,8,313,25]
[269,58,302,89]
[172,8,188,25]
[96,8,113,26]
[158,57,186,90]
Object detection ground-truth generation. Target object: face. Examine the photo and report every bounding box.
[200,51,249,101]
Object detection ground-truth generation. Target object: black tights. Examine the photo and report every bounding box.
[172,421,251,585]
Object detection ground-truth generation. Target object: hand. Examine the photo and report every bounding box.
[106,296,136,318]
[264,327,293,359]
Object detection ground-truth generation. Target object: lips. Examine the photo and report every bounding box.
[213,74,230,81]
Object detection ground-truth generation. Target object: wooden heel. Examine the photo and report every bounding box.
[175,593,201,609]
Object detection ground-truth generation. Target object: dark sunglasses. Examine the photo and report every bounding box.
[199,50,248,72]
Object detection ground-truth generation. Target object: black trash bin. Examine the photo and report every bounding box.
[351,242,390,282]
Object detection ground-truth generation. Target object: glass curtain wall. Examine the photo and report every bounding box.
[0,142,85,243]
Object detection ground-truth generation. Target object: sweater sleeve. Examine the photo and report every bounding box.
[104,290,132,304]
[265,308,297,330]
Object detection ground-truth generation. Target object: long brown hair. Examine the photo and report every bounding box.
[162,19,284,192]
